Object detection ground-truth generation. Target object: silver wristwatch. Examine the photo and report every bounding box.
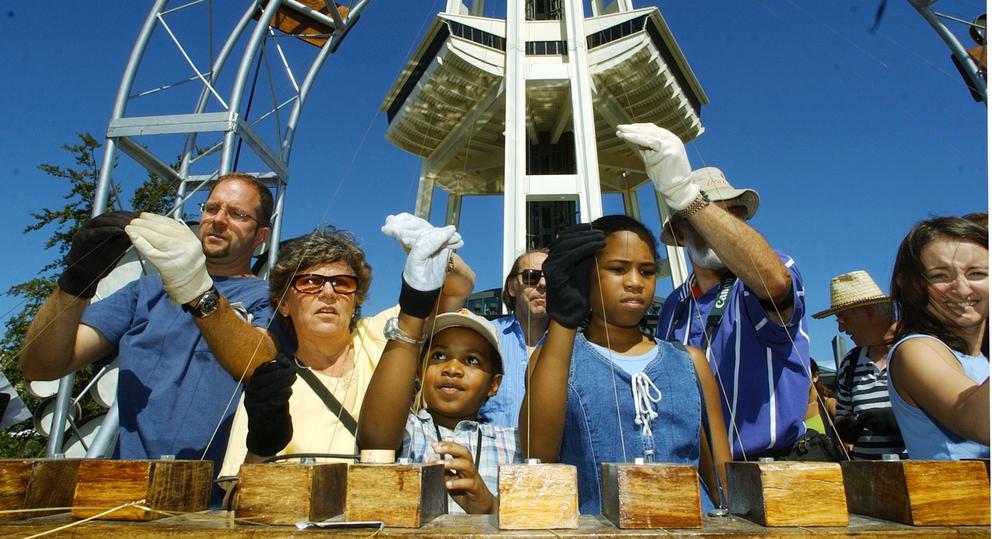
[384,317,423,345]
[182,287,221,318]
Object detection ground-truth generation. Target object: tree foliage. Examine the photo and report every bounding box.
[0,133,176,457]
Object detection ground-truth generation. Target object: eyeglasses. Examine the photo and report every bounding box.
[514,269,544,286]
[198,202,259,224]
[291,274,359,295]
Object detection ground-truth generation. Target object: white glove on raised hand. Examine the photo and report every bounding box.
[616,123,699,211]
[125,212,213,305]
[380,212,435,251]
[383,215,463,292]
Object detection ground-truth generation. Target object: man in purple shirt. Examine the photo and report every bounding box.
[618,124,810,460]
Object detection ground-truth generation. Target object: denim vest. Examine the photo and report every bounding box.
[560,333,713,514]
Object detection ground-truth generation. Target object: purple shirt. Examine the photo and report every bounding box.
[656,252,810,459]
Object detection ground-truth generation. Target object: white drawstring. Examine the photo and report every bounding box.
[631,372,662,437]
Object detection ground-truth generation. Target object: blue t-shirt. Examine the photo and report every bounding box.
[478,315,545,428]
[81,275,272,468]
[656,252,810,459]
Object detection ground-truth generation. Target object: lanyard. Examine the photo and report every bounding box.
[675,275,737,349]
[433,421,483,469]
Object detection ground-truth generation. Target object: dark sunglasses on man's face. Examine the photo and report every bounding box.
[515,269,544,286]
[291,274,359,295]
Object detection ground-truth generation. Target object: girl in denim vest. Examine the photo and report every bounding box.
[520,215,731,514]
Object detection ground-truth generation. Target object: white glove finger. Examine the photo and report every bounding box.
[445,231,464,250]
[615,131,662,152]
[412,226,459,259]
[125,221,195,250]
[127,233,166,261]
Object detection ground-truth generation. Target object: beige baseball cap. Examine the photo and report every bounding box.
[426,309,503,373]
[660,167,760,246]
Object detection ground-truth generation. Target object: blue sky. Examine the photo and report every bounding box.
[0,1,987,371]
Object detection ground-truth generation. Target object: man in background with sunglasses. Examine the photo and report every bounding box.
[478,250,549,427]
[21,173,276,503]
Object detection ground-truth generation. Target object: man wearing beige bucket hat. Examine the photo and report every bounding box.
[618,123,810,460]
[813,270,906,460]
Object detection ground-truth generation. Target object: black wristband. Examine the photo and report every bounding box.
[399,277,441,319]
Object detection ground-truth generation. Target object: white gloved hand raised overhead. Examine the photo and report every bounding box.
[125,212,213,305]
[382,213,463,292]
[380,212,435,251]
[616,123,699,211]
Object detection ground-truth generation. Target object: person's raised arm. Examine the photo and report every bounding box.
[518,226,604,462]
[616,123,791,322]
[890,337,990,444]
[125,212,276,380]
[359,216,463,450]
[21,211,134,380]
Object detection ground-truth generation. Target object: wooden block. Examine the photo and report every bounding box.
[727,461,848,527]
[235,462,347,525]
[0,459,81,519]
[842,460,990,526]
[600,462,701,529]
[72,460,212,521]
[498,463,578,530]
[345,463,446,527]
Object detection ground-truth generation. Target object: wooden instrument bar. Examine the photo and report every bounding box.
[0,512,984,537]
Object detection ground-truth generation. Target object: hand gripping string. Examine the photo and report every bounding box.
[630,372,661,438]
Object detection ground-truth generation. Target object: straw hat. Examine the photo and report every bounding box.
[660,167,760,246]
[812,270,891,319]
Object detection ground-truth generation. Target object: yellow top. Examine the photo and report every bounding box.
[218,306,396,477]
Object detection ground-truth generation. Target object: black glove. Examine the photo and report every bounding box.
[859,408,901,436]
[833,413,863,444]
[58,211,135,298]
[542,225,606,329]
[245,354,297,457]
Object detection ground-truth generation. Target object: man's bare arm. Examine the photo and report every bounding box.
[193,295,277,382]
[688,204,794,322]
[20,290,113,380]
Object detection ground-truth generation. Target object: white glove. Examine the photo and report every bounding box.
[383,215,463,292]
[380,213,434,251]
[125,212,213,305]
[616,123,699,211]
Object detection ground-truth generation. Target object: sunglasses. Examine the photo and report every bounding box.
[291,274,359,295]
[514,269,544,286]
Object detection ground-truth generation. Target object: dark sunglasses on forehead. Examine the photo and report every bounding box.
[514,269,544,286]
[291,274,359,295]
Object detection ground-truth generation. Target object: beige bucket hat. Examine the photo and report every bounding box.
[660,167,760,246]
[812,270,891,319]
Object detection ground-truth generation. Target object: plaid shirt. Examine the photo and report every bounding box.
[400,408,521,514]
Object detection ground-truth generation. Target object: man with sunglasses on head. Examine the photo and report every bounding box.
[21,173,277,502]
[617,124,810,461]
[477,250,549,427]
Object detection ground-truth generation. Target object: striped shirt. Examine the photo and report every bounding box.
[400,408,521,514]
[835,346,907,460]
[657,251,811,459]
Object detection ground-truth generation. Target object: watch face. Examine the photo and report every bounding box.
[199,292,220,315]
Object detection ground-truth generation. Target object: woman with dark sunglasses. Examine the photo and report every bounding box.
[217,217,474,483]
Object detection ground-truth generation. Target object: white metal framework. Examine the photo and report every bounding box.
[381,0,706,287]
[47,0,370,458]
